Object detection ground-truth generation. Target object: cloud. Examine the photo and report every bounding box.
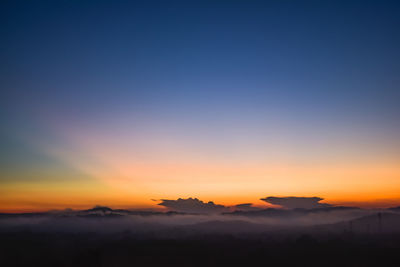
[261,196,332,209]
[234,203,262,212]
[158,198,229,214]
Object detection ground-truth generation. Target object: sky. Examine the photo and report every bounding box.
[1,0,400,212]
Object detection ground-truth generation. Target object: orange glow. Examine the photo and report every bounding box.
[1,158,399,212]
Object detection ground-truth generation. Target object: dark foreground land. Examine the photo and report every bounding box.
[1,231,400,267]
[1,209,400,266]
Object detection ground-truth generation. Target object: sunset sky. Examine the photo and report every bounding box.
[1,0,400,212]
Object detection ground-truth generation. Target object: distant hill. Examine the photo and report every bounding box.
[225,206,360,217]
[388,206,400,212]
[322,212,400,233]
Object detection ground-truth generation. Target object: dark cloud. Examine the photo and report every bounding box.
[261,196,332,209]
[158,198,229,214]
[234,203,262,212]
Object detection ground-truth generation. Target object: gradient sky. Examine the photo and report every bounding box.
[1,0,400,212]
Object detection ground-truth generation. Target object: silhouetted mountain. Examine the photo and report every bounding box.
[322,212,400,233]
[388,206,400,212]
[305,206,360,212]
[225,206,360,217]
[233,203,263,211]
[78,206,124,217]
[225,208,291,217]
[84,205,114,213]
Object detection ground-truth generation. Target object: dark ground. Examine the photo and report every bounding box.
[1,231,400,267]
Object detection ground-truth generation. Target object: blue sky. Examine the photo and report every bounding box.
[1,0,400,210]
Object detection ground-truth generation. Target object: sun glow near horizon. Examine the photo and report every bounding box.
[1,116,399,212]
